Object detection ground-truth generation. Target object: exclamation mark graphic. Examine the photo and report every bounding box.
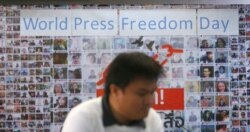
[160,89,164,105]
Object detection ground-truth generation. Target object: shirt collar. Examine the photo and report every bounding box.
[102,95,145,128]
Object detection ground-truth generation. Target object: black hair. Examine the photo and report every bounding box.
[104,52,164,95]
[203,110,212,120]
[216,125,227,130]
[216,38,226,48]
[72,97,80,101]
[219,66,225,71]
[206,51,212,55]
[201,39,208,44]
[201,66,214,77]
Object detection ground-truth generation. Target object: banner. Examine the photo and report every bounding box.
[20,9,239,36]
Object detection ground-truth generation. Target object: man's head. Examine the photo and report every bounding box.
[203,82,210,87]
[203,68,211,77]
[189,52,193,56]
[105,52,163,121]
[220,53,225,59]
[72,98,80,107]
[219,66,225,73]
[206,52,213,59]
[241,112,246,118]
[72,54,79,61]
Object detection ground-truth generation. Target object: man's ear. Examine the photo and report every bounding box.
[109,84,120,97]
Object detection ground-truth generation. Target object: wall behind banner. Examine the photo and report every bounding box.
[0,4,250,132]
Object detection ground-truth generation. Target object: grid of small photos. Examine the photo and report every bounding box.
[0,4,250,132]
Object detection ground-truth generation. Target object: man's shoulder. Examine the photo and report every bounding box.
[148,108,159,115]
[145,108,162,125]
[62,97,104,132]
[72,97,103,115]
[144,108,163,131]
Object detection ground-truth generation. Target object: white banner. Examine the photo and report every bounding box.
[20,9,239,36]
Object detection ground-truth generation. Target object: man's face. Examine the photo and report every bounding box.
[73,99,80,107]
[114,78,157,120]
[217,39,225,47]
[203,68,210,77]
[207,53,212,59]
[203,40,208,47]
[241,112,246,118]
[220,54,224,59]
[59,98,66,106]
[73,56,79,62]
[219,67,225,73]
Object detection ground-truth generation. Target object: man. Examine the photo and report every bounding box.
[186,52,195,63]
[200,39,209,48]
[202,81,213,92]
[188,111,197,122]
[201,67,213,78]
[70,97,81,108]
[72,54,80,64]
[217,66,227,78]
[62,52,164,132]
[216,53,227,63]
[88,69,97,79]
[200,51,213,63]
[200,96,209,107]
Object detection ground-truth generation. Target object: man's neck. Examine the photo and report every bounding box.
[109,96,130,125]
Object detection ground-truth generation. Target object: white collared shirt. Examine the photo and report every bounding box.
[62,97,164,132]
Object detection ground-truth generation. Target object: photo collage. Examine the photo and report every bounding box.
[0,4,250,132]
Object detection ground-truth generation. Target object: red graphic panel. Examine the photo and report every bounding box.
[96,88,184,110]
[153,88,184,110]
